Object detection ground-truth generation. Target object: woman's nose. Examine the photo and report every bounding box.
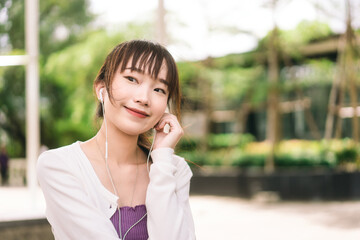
[133,86,150,106]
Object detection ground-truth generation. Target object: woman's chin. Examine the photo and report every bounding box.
[118,126,152,136]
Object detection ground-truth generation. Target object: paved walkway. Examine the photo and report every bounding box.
[1,187,360,240]
[0,187,45,221]
[191,195,360,240]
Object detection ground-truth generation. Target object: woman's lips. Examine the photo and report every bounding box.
[125,107,149,118]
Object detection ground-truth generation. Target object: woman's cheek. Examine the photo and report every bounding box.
[151,109,166,128]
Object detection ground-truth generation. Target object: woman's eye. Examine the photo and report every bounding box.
[154,88,166,94]
[125,76,137,83]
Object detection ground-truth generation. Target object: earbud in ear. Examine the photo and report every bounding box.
[99,88,104,103]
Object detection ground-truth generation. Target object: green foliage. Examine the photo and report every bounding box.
[177,61,205,110]
[220,67,265,106]
[177,137,200,152]
[257,20,333,60]
[180,64,266,109]
[182,148,244,167]
[180,151,207,167]
[178,133,254,151]
[285,20,333,45]
[212,51,258,69]
[274,154,332,167]
[232,154,265,167]
[232,153,333,168]
[0,65,26,156]
[177,61,202,85]
[180,138,359,169]
[207,133,254,149]
[0,0,94,55]
[336,148,358,164]
[323,138,359,165]
[279,20,333,59]
[177,133,255,167]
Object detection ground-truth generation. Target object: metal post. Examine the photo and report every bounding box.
[157,0,166,45]
[25,0,40,191]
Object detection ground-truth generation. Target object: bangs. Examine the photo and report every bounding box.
[113,40,178,99]
[121,43,165,79]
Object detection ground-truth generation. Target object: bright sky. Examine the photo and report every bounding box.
[89,0,360,61]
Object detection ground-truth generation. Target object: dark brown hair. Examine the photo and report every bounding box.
[94,40,181,150]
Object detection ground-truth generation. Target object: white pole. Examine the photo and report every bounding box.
[25,0,40,191]
[157,0,166,45]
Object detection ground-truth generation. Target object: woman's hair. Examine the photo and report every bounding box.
[93,40,181,150]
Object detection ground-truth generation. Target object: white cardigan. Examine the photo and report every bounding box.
[36,141,196,240]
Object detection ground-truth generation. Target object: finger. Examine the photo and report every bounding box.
[158,115,179,129]
[155,119,176,134]
[155,115,171,129]
[163,120,183,136]
[155,119,171,131]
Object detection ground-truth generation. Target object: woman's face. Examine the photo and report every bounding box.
[101,60,169,136]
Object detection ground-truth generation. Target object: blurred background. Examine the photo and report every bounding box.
[1,0,360,239]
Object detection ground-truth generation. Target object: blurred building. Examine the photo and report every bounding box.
[182,33,360,141]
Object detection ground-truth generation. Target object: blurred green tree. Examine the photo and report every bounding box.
[0,0,93,56]
[0,0,93,156]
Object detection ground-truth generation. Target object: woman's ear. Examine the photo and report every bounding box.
[95,83,106,102]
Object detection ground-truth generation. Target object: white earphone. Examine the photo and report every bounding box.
[99,88,104,103]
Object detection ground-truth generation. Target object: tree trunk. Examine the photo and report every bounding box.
[344,0,359,142]
[265,27,280,173]
[324,69,342,140]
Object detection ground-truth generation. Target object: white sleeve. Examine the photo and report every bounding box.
[36,151,119,240]
[146,148,196,240]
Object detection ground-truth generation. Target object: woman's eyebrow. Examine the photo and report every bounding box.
[159,78,169,86]
[125,67,169,86]
[125,67,144,73]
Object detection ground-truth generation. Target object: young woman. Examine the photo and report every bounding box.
[37,40,196,240]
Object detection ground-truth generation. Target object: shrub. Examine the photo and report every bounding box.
[178,137,359,169]
[274,154,332,167]
[207,133,254,149]
[232,154,265,167]
[177,137,200,152]
[335,147,358,164]
[180,151,207,167]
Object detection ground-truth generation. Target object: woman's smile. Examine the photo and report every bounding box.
[124,106,150,118]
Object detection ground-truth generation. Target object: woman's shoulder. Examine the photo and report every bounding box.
[37,142,80,173]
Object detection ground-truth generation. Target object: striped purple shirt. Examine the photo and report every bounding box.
[110,205,148,240]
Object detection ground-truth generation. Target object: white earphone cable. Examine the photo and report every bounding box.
[101,99,124,239]
[100,92,151,240]
[147,130,156,174]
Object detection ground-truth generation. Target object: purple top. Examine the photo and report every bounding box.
[110,204,148,240]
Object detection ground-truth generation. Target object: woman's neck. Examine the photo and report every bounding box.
[95,123,140,166]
